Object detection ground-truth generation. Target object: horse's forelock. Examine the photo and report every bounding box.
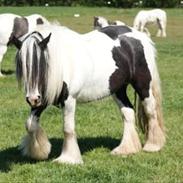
[18,33,49,101]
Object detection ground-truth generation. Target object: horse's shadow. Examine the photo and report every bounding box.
[0,136,119,172]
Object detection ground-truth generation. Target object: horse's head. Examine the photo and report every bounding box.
[13,31,51,108]
[93,16,109,29]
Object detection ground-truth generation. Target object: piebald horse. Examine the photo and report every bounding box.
[94,16,125,29]
[13,24,165,164]
[0,13,49,76]
[133,9,167,37]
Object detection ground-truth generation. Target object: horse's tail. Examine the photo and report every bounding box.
[151,66,164,131]
[136,95,148,134]
[136,72,164,135]
[136,36,165,136]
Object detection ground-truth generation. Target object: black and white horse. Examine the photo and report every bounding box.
[0,13,49,76]
[13,24,165,164]
[94,16,125,29]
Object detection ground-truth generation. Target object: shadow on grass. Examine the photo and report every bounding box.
[0,146,37,173]
[2,69,15,75]
[0,136,119,172]
[49,137,119,158]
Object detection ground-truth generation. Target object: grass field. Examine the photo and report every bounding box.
[0,7,183,183]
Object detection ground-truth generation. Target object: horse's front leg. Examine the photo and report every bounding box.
[144,27,151,37]
[53,96,83,164]
[19,106,51,160]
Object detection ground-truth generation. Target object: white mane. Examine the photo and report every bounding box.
[34,25,81,104]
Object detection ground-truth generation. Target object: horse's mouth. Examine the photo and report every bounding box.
[26,99,42,108]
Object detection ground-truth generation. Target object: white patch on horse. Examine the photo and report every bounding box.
[75,31,120,101]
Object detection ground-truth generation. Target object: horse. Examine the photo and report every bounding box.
[13,24,165,164]
[133,9,167,37]
[0,13,49,77]
[94,16,125,30]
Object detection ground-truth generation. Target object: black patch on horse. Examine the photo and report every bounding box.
[8,17,28,45]
[37,18,44,25]
[25,34,48,102]
[109,35,151,106]
[93,16,100,28]
[157,18,162,30]
[15,51,23,84]
[111,21,117,25]
[100,25,132,40]
[56,82,69,107]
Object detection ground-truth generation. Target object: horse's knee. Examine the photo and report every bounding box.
[142,94,156,119]
[25,116,39,133]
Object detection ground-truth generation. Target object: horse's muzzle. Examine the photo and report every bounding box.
[26,95,42,107]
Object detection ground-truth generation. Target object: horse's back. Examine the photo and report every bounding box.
[0,13,19,19]
[99,25,132,40]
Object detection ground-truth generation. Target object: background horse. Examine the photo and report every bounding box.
[94,16,125,29]
[0,13,49,76]
[13,24,165,164]
[133,9,167,37]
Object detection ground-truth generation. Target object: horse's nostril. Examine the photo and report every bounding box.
[26,95,41,106]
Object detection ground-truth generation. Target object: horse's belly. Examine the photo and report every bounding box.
[76,61,117,102]
[77,82,111,102]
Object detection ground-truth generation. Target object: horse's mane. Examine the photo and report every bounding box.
[33,24,75,104]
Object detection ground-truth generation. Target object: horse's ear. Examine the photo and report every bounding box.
[39,33,51,50]
[11,35,22,50]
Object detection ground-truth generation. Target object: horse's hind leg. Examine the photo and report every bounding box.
[111,85,142,155]
[0,44,7,76]
[156,18,166,37]
[161,20,167,37]
[133,77,165,152]
[141,89,165,152]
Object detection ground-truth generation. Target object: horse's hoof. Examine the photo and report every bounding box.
[52,155,83,165]
[111,146,133,156]
[111,143,141,156]
[143,143,161,152]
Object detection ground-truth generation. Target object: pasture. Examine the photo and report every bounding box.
[0,6,183,182]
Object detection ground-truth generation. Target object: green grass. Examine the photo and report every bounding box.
[0,7,183,183]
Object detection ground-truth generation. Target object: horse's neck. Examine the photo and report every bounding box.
[101,20,109,27]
